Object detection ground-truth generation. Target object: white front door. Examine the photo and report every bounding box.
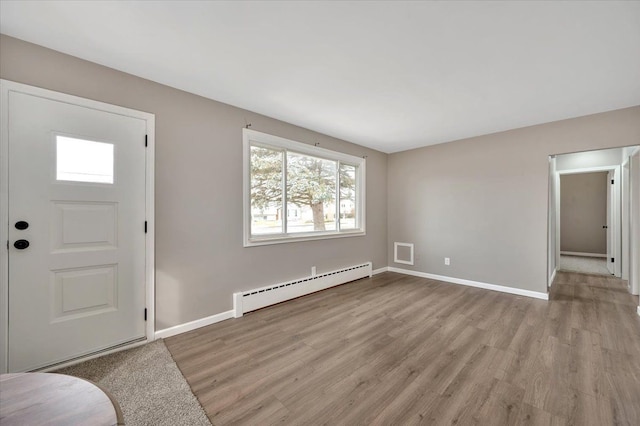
[5,85,149,372]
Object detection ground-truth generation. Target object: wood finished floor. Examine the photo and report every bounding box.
[165,272,640,425]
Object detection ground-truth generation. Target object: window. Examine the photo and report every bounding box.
[244,129,365,246]
[56,135,114,184]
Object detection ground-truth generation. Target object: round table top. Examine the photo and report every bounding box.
[0,372,124,426]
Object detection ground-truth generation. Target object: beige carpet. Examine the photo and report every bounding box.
[56,340,211,426]
[559,254,611,275]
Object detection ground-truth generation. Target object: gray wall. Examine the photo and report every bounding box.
[2,34,639,318]
[0,35,388,330]
[388,106,640,293]
[560,172,607,254]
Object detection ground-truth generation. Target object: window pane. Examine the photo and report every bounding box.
[287,152,336,233]
[339,164,357,230]
[250,145,283,235]
[56,136,114,184]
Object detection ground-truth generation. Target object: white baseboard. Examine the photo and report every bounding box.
[155,310,234,339]
[549,268,557,288]
[387,267,549,300]
[372,267,389,275]
[560,251,606,258]
[155,266,551,338]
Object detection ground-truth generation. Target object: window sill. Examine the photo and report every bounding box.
[244,230,366,247]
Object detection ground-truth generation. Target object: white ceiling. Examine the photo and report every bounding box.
[1,1,639,153]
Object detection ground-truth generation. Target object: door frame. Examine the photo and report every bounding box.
[0,79,156,373]
[628,147,640,297]
[556,165,622,278]
[607,170,615,275]
[622,159,630,281]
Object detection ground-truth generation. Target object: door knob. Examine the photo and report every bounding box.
[15,221,29,230]
[13,240,30,250]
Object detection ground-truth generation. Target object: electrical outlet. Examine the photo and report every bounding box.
[311,266,317,276]
[444,257,450,266]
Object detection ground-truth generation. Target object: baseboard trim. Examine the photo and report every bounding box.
[372,267,389,275]
[387,267,549,300]
[155,310,235,339]
[560,251,606,258]
[155,267,550,338]
[549,268,557,288]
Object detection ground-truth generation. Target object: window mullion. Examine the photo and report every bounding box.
[282,149,287,235]
[356,165,360,229]
[336,161,341,233]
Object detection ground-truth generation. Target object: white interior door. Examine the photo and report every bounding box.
[606,171,614,275]
[7,89,148,372]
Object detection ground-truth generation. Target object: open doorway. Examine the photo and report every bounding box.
[548,145,640,295]
[558,171,610,275]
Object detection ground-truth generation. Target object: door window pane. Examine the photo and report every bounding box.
[250,145,284,235]
[56,136,114,184]
[287,152,336,233]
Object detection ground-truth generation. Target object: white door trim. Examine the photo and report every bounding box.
[557,165,620,175]
[622,160,630,281]
[630,149,640,296]
[0,79,155,373]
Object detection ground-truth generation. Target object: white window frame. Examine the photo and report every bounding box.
[243,129,366,247]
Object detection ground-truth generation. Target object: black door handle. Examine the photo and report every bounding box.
[15,221,29,230]
[14,240,29,250]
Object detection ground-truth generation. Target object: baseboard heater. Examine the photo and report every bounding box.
[233,262,372,317]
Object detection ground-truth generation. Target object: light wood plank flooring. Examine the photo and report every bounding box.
[165,271,640,425]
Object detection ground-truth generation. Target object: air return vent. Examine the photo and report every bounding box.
[394,242,414,265]
[233,262,372,317]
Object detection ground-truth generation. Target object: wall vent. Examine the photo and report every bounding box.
[394,242,414,265]
[233,262,372,317]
